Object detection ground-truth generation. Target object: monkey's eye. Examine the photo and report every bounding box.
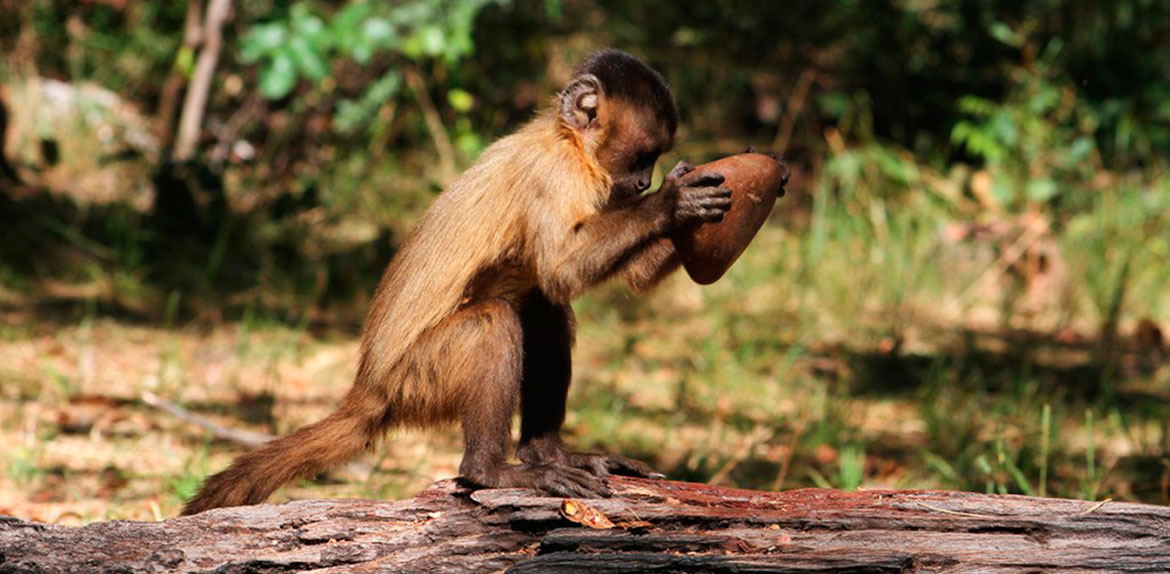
[632,152,656,170]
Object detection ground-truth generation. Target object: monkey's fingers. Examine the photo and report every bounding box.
[699,209,727,223]
[745,145,782,163]
[700,186,733,201]
[677,187,732,224]
[697,190,732,221]
[696,187,734,209]
[667,160,696,180]
[682,170,725,188]
[745,146,790,195]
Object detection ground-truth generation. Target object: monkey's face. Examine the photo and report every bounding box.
[597,103,674,201]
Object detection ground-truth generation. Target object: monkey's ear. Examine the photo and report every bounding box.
[560,74,602,130]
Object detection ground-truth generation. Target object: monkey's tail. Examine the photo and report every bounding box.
[180,392,387,516]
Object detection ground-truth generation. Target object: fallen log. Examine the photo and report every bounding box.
[1,477,1168,573]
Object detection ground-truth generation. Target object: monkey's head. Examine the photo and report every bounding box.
[558,49,678,200]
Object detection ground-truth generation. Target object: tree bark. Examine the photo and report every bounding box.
[1,477,1167,573]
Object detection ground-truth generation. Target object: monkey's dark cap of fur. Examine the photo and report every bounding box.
[575,48,678,134]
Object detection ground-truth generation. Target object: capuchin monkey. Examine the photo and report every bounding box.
[182,48,732,515]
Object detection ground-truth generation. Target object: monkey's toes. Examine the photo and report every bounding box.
[604,454,658,478]
[567,452,660,479]
[537,465,611,498]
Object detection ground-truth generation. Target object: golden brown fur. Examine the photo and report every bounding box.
[182,49,731,515]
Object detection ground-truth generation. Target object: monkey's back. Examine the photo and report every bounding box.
[353,120,582,421]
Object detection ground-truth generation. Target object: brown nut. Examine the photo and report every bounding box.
[672,153,787,285]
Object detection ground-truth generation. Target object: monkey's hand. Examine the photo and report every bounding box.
[659,160,732,227]
[745,146,790,196]
[745,145,781,162]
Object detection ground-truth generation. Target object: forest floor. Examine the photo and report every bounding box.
[3,220,1168,524]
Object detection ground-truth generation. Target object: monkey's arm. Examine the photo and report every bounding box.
[535,168,726,301]
[532,163,728,302]
[532,193,671,302]
[619,237,681,293]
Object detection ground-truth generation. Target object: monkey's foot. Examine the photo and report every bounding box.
[564,452,665,480]
[461,463,612,498]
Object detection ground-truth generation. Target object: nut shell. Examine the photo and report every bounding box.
[672,153,786,285]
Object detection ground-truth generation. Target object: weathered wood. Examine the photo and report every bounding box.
[2,477,1168,573]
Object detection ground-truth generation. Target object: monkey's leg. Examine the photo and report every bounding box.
[450,299,610,498]
[515,291,660,480]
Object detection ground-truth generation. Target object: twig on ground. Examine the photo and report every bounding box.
[140,391,373,479]
[141,390,271,448]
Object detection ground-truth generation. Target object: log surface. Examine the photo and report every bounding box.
[2,477,1168,573]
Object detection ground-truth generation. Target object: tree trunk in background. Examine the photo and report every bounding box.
[172,0,231,162]
[1,477,1167,573]
[156,0,204,153]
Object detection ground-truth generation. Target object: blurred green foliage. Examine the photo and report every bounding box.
[6,0,1167,178]
[2,0,1167,333]
[239,0,499,99]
